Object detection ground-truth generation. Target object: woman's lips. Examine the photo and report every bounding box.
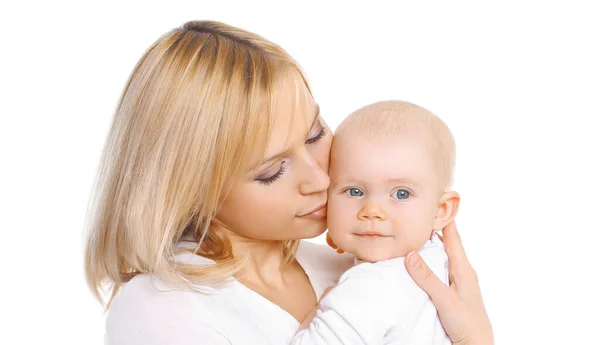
[299,204,327,219]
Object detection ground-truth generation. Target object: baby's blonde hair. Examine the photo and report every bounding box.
[84,21,309,308]
[335,100,456,190]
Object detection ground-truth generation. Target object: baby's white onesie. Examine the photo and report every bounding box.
[293,234,450,345]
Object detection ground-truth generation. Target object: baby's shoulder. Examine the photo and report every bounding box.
[296,240,355,286]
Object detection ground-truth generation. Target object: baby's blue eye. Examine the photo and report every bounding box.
[346,188,364,197]
[392,189,410,200]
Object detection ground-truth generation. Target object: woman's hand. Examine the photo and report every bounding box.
[405,221,494,345]
[326,232,345,254]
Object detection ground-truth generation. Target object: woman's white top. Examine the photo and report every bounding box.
[106,238,449,345]
[106,241,353,344]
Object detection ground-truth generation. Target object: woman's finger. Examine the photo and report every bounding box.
[326,232,345,253]
[405,251,458,315]
[441,221,471,270]
[326,232,337,249]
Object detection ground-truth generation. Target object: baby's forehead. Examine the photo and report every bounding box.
[332,101,456,190]
[329,144,442,194]
[332,130,433,155]
[335,102,442,139]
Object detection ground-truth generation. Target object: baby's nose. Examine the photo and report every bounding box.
[357,200,387,220]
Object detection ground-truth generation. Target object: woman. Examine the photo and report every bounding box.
[85,20,493,344]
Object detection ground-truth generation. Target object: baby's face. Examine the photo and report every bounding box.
[327,134,443,262]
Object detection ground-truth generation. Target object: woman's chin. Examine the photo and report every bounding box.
[298,223,327,240]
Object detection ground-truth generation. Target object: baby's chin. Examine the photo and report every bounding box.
[350,246,410,263]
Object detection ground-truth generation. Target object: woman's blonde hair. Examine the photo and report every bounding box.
[85,20,310,308]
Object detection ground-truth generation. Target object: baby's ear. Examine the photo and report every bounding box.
[433,191,460,230]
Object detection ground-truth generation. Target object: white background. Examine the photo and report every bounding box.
[1,1,598,344]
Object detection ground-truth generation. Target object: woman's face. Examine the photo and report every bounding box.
[216,73,332,242]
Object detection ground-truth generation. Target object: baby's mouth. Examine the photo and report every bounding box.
[354,231,392,238]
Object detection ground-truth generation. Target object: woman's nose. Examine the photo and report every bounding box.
[358,199,387,221]
[298,153,330,195]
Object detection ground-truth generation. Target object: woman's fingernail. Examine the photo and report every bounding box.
[336,249,344,254]
[408,251,422,269]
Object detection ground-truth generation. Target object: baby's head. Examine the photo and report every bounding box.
[327,101,460,262]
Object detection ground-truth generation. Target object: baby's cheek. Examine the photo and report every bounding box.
[391,213,433,251]
[326,198,353,242]
[326,199,343,232]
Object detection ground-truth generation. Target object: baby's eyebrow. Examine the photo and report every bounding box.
[330,178,366,187]
[386,178,422,189]
[330,178,422,190]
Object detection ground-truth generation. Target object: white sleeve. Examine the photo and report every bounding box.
[105,283,230,345]
[292,245,448,345]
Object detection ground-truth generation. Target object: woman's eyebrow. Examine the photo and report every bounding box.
[304,104,321,138]
[253,105,322,170]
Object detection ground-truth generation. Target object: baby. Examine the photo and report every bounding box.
[294,100,459,344]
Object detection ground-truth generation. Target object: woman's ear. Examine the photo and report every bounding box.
[433,191,460,230]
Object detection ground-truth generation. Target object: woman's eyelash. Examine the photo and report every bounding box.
[306,126,327,144]
[257,163,286,186]
[256,123,325,186]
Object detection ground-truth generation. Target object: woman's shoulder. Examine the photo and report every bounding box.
[106,274,229,344]
[109,273,205,308]
[296,240,354,291]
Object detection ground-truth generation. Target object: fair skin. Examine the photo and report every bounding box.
[297,116,459,334]
[405,222,494,345]
[215,72,331,322]
[327,133,460,262]
[216,72,493,344]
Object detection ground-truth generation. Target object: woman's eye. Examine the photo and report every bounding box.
[305,122,327,144]
[256,162,286,186]
[345,187,364,197]
[392,189,410,200]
